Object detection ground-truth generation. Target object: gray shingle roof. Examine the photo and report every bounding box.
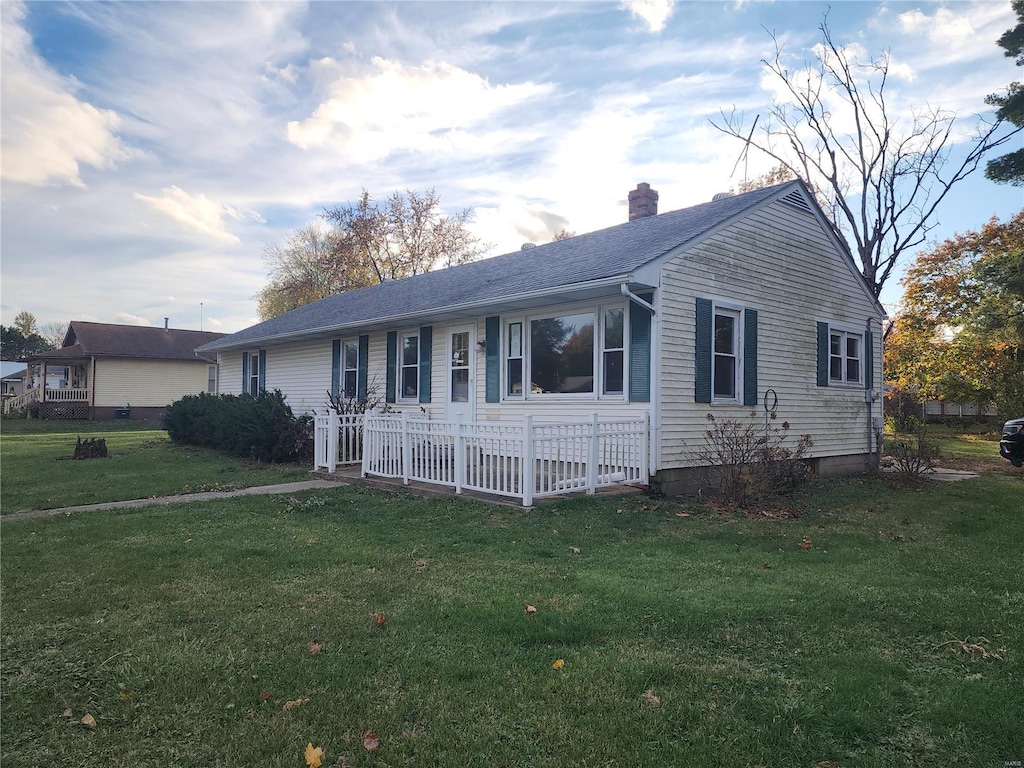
[201,182,806,352]
[30,322,227,362]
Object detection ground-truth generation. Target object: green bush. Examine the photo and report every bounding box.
[162,390,312,463]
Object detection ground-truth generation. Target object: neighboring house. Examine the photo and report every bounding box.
[199,181,886,496]
[5,321,226,420]
[1,362,27,401]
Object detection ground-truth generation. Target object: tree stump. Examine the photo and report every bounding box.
[72,437,108,459]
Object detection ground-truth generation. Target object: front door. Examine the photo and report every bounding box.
[446,325,475,423]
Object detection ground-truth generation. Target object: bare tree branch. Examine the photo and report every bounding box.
[711,17,1023,296]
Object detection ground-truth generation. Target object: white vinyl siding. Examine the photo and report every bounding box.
[93,359,211,407]
[658,197,883,466]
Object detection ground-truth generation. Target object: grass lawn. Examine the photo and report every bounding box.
[0,419,308,513]
[2,471,1021,767]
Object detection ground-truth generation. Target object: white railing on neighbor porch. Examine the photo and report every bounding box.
[2,386,90,414]
[313,410,649,506]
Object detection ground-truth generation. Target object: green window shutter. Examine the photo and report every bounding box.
[258,349,266,392]
[485,316,500,403]
[816,322,830,387]
[385,331,397,403]
[331,340,341,400]
[241,352,249,395]
[629,294,652,403]
[865,327,874,390]
[357,335,369,400]
[743,309,758,407]
[694,298,712,403]
[419,326,432,404]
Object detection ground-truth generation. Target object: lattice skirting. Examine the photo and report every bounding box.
[38,402,90,420]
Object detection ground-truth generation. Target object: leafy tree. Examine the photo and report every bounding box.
[12,311,38,336]
[0,325,51,360]
[713,18,1022,296]
[257,188,488,320]
[886,211,1024,419]
[986,0,1024,185]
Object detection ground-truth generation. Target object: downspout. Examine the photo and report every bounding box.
[621,284,656,314]
[621,283,659,479]
[866,318,879,467]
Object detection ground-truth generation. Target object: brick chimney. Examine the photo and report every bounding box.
[628,182,659,221]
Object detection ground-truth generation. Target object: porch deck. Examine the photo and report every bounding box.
[314,411,650,507]
[312,462,647,508]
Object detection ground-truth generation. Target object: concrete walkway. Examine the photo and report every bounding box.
[1,479,345,523]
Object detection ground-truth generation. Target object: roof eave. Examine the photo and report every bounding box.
[199,274,645,353]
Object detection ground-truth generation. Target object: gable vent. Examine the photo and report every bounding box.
[780,189,813,213]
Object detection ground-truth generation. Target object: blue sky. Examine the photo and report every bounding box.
[2,0,1021,335]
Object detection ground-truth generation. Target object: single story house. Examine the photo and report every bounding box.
[199,180,885,497]
[5,321,226,420]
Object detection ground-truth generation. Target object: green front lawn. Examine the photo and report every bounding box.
[2,474,1021,767]
[0,419,308,513]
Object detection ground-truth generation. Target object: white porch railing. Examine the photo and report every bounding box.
[313,410,649,506]
[2,386,90,414]
[3,388,39,414]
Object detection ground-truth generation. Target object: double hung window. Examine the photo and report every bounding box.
[247,351,261,396]
[829,329,862,385]
[713,308,740,401]
[342,340,359,398]
[400,332,419,400]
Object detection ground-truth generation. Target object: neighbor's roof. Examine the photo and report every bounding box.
[201,181,852,353]
[1,362,27,380]
[28,322,227,363]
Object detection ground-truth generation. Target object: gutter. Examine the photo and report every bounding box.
[201,274,643,353]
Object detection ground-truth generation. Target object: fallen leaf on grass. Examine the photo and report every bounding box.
[81,713,96,728]
[568,546,581,554]
[259,690,272,702]
[284,698,310,711]
[524,604,537,614]
[63,708,73,718]
[362,731,381,751]
[304,742,324,767]
[119,689,133,701]
[373,612,387,626]
[413,558,429,571]
[800,538,812,550]
[675,512,690,518]
[642,689,661,708]
[816,762,840,768]
[308,641,321,655]
[552,658,565,670]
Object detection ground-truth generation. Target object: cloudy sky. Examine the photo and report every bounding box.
[1,0,1020,335]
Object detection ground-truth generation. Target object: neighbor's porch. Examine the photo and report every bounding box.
[314,411,650,507]
[2,360,91,418]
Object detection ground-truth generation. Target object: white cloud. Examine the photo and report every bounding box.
[134,186,264,244]
[287,57,551,161]
[898,8,974,43]
[0,1,131,187]
[620,0,676,33]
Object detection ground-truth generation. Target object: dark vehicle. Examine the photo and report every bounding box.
[1000,418,1024,467]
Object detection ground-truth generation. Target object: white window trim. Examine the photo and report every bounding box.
[501,300,629,402]
[828,325,864,387]
[340,338,360,399]
[504,317,525,399]
[207,364,218,394]
[397,329,420,402]
[711,302,743,405]
[247,350,261,396]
